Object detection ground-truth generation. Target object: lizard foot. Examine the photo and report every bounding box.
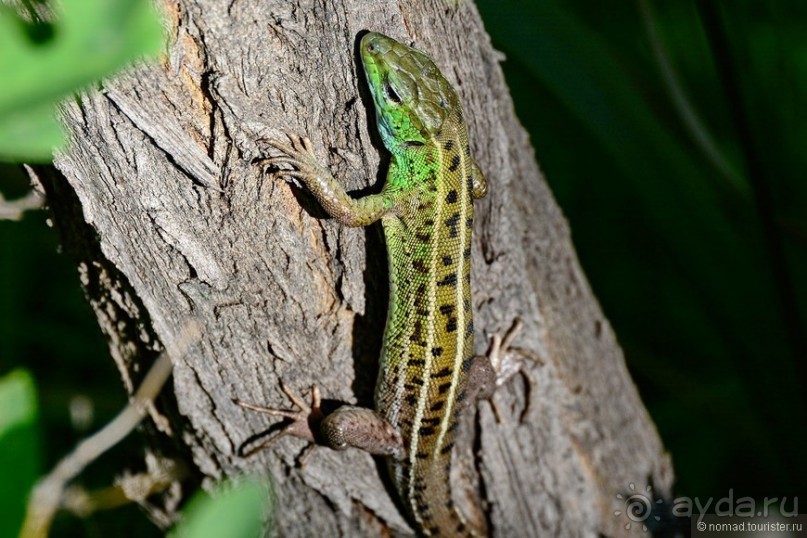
[488,319,541,383]
[484,318,542,423]
[257,134,329,184]
[234,380,323,462]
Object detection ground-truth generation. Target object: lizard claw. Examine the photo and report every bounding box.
[234,381,324,460]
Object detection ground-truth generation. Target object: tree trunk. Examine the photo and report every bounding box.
[39,0,673,535]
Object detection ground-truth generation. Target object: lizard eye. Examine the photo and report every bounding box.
[405,140,424,147]
[383,82,402,105]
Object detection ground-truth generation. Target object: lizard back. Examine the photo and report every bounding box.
[361,32,486,537]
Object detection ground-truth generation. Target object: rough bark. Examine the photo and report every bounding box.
[39,0,673,536]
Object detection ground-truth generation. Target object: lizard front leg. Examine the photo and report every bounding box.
[261,134,394,227]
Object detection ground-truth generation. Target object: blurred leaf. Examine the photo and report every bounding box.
[171,480,271,538]
[0,369,40,538]
[0,0,164,162]
[0,103,63,162]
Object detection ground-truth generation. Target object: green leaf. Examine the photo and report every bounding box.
[0,0,164,162]
[0,101,64,162]
[0,369,40,538]
[171,480,272,538]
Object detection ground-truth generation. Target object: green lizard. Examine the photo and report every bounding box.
[240,31,523,537]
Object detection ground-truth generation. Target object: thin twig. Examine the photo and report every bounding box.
[20,320,201,538]
[61,455,187,517]
[0,190,43,220]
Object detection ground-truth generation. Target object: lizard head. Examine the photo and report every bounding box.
[360,32,458,153]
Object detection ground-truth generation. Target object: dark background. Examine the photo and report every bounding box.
[1,0,804,534]
[475,0,807,502]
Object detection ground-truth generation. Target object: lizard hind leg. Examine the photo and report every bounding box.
[446,320,536,537]
[443,320,530,537]
[235,381,405,461]
[462,319,526,405]
[487,318,533,388]
[233,381,324,460]
[321,406,405,460]
[465,318,541,423]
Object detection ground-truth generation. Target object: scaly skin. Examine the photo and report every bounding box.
[259,32,490,537]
